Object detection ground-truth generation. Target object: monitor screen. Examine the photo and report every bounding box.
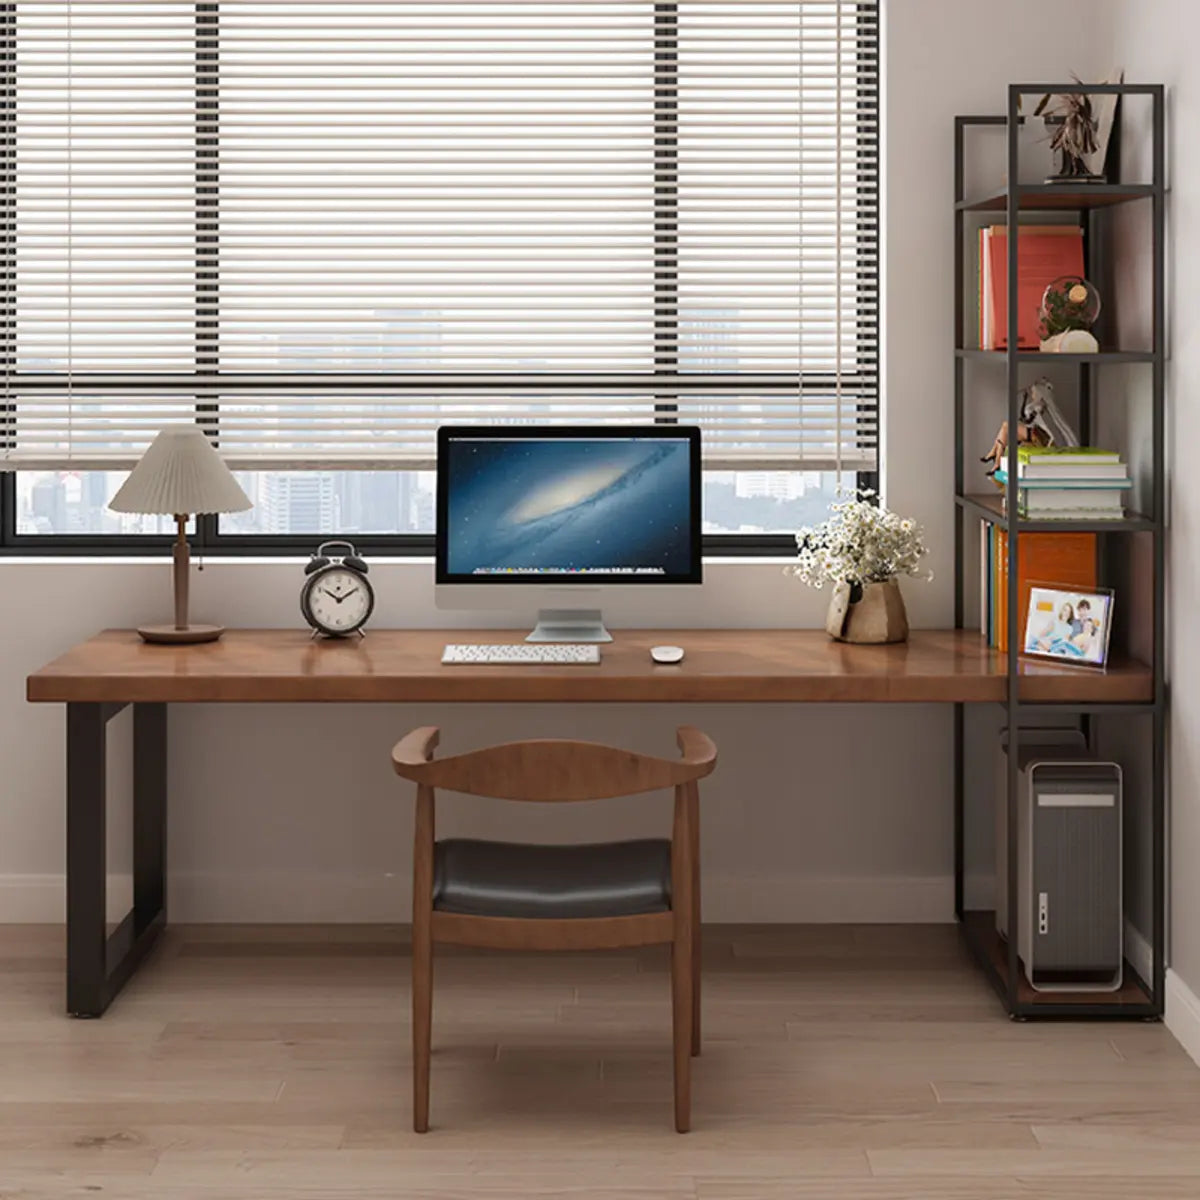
[436,426,702,584]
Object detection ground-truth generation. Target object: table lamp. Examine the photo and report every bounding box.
[109,425,252,644]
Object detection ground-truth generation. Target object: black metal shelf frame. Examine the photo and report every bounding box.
[953,85,1166,1020]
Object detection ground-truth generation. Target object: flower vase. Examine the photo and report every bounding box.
[825,578,909,645]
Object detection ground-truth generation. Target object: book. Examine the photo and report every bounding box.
[1012,493,1124,515]
[994,470,1131,494]
[978,227,987,350]
[980,521,992,642]
[1014,507,1128,522]
[1019,499,1125,514]
[1017,446,1122,465]
[988,523,996,645]
[1014,494,1125,516]
[980,227,992,349]
[982,225,1085,349]
[991,530,1097,652]
[1018,501,1124,515]
[1017,461,1129,481]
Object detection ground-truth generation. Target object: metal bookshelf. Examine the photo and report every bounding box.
[953,84,1166,1019]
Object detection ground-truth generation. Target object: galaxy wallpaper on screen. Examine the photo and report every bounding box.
[443,437,694,577]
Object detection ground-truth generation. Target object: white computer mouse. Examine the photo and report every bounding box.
[650,645,685,665]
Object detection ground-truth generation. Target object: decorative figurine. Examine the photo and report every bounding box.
[980,378,1080,479]
[1035,79,1105,183]
[1038,275,1102,353]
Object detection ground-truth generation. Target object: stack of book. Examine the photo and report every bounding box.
[994,446,1131,521]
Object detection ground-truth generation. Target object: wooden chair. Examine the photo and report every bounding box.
[392,725,717,1134]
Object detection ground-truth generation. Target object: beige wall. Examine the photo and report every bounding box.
[0,0,1119,924]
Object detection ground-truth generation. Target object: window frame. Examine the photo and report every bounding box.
[0,1,878,558]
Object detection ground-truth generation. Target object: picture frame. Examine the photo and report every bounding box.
[1022,583,1115,670]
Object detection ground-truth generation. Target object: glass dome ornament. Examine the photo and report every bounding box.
[1038,275,1102,352]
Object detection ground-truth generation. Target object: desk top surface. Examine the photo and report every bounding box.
[26,628,1153,705]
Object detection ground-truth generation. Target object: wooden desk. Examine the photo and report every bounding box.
[27,628,1153,1016]
[29,627,1152,706]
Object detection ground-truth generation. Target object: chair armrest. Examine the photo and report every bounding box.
[393,726,441,779]
[676,726,717,775]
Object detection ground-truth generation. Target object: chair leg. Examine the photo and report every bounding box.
[412,922,433,1133]
[691,810,701,1057]
[671,936,693,1133]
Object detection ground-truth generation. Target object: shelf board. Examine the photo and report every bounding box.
[956,348,1157,364]
[957,184,1156,212]
[961,911,1156,1016]
[957,492,1156,533]
[978,643,1151,705]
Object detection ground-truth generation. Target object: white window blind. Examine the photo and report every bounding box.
[2,0,878,471]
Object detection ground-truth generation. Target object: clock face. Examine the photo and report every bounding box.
[305,567,373,636]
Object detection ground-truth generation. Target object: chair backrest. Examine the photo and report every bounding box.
[393,725,716,802]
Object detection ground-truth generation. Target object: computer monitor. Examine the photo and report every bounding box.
[435,425,702,642]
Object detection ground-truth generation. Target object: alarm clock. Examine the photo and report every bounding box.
[301,541,374,638]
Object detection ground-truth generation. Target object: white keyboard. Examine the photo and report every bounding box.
[442,643,601,666]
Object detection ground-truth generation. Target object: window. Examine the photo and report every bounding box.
[0,1,879,552]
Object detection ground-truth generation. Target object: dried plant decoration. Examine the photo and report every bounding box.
[1035,77,1105,182]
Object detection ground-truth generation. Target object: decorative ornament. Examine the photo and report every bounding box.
[979,378,1080,481]
[1038,275,1101,353]
[1035,79,1105,183]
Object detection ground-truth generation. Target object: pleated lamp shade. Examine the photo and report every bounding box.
[109,426,251,516]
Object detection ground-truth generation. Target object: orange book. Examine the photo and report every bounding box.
[987,226,1085,349]
[994,530,1097,652]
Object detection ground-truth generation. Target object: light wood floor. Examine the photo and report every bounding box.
[2,924,1200,1199]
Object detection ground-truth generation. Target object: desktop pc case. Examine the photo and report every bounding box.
[995,730,1123,993]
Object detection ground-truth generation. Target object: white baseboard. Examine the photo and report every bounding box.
[0,871,955,925]
[703,873,953,924]
[1166,969,1200,1070]
[0,873,132,923]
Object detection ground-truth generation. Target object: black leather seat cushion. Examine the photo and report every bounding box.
[432,838,672,920]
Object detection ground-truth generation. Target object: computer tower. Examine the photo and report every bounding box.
[996,731,1123,992]
[995,728,1086,941]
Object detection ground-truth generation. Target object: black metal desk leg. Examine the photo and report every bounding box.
[133,704,168,926]
[65,701,168,1017]
[66,703,109,1016]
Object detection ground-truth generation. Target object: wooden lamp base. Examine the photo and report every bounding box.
[137,623,225,645]
[137,516,224,646]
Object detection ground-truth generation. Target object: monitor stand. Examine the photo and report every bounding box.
[526,608,613,643]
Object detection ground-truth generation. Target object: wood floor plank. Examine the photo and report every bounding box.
[697,1180,1025,1199]
[0,1185,695,1200]
[0,1123,347,1152]
[0,1148,160,1191]
[148,1147,870,1186]
[1031,1122,1200,1150]
[1006,1182,1200,1199]
[932,1078,1200,1105]
[700,1181,1200,1200]
[868,1147,1200,1177]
